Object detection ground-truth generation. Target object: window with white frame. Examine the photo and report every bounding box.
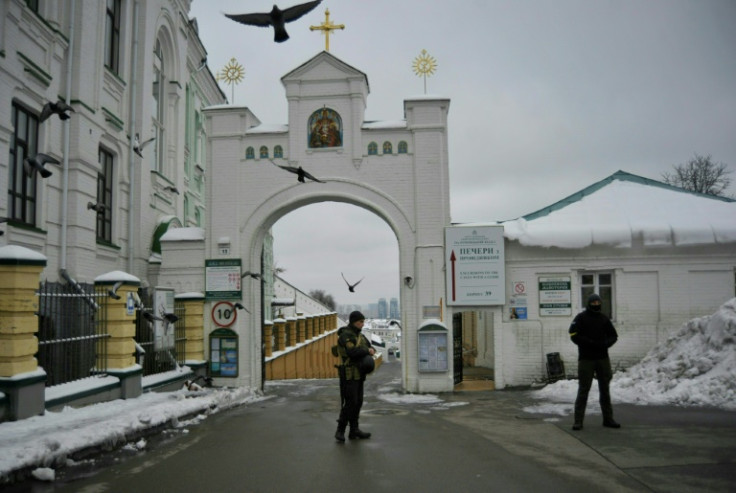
[96,147,114,243]
[104,0,121,73]
[580,272,613,319]
[8,102,40,226]
[152,38,166,173]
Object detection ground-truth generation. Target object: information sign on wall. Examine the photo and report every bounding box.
[539,276,572,316]
[210,328,238,377]
[417,321,449,372]
[205,259,242,300]
[445,226,505,305]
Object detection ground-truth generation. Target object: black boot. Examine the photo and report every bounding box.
[335,420,347,442]
[603,419,621,428]
[348,428,371,439]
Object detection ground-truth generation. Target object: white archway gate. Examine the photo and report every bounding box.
[202,52,452,393]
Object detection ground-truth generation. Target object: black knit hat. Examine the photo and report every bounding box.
[587,293,602,306]
[349,311,365,324]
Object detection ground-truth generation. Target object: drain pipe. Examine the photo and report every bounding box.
[127,0,140,273]
[59,0,75,277]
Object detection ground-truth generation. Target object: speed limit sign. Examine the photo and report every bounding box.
[212,301,237,327]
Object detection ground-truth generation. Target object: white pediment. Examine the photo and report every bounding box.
[281,51,369,89]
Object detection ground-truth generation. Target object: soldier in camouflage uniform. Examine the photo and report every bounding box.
[335,311,374,442]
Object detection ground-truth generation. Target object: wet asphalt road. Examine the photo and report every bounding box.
[15,357,736,492]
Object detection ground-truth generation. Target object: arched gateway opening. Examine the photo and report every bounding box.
[175,51,451,393]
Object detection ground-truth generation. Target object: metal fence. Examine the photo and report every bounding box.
[134,288,186,376]
[36,281,109,387]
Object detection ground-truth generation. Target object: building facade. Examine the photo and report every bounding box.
[0,0,225,286]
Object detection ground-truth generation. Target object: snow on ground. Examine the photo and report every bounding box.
[0,386,267,482]
[525,298,736,417]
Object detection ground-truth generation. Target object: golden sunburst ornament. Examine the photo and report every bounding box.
[216,57,245,103]
[412,49,437,94]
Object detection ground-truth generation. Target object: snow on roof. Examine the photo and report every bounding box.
[160,227,205,242]
[246,124,289,134]
[0,245,47,261]
[94,271,141,283]
[362,120,407,130]
[501,171,736,249]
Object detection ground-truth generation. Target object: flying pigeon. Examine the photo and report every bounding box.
[224,0,322,43]
[133,133,156,158]
[341,272,364,293]
[269,160,325,183]
[87,202,105,214]
[241,271,261,279]
[107,281,124,300]
[24,153,61,178]
[142,311,162,323]
[234,302,251,313]
[40,100,75,122]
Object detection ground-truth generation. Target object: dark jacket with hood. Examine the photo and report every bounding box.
[569,294,618,361]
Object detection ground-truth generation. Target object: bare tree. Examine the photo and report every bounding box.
[661,154,732,197]
[309,289,336,311]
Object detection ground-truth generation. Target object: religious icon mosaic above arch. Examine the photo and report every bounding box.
[308,107,342,148]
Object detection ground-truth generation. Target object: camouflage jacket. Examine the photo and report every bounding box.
[336,324,373,380]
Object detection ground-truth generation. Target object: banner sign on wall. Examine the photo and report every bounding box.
[205,259,242,300]
[539,276,572,316]
[445,225,505,305]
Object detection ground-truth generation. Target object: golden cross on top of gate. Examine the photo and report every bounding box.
[309,8,344,52]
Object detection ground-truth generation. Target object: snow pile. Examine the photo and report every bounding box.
[613,297,736,409]
[529,298,736,413]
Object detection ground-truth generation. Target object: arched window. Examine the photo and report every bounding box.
[274,145,283,158]
[246,146,255,159]
[260,146,269,159]
[308,107,342,148]
[398,141,408,154]
[368,142,378,155]
[383,141,392,154]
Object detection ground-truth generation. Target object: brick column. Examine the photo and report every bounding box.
[274,318,286,352]
[0,246,47,420]
[318,313,325,335]
[263,320,273,357]
[296,313,306,343]
[286,316,296,347]
[306,315,314,340]
[175,292,205,364]
[95,271,142,399]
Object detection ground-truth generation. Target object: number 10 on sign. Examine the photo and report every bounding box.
[212,301,237,327]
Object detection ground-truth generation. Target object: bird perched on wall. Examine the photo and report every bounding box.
[224,0,322,43]
[87,202,105,214]
[0,217,7,236]
[341,272,364,293]
[269,160,325,183]
[163,186,180,195]
[133,133,156,158]
[24,153,61,178]
[241,271,261,279]
[40,100,75,122]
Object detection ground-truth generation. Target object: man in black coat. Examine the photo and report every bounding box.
[569,293,621,430]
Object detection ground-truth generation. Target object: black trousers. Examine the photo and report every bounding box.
[338,378,364,429]
[574,357,614,424]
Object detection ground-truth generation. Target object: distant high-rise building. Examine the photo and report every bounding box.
[378,298,388,319]
[389,297,399,319]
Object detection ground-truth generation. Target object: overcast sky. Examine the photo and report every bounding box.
[189,0,736,307]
